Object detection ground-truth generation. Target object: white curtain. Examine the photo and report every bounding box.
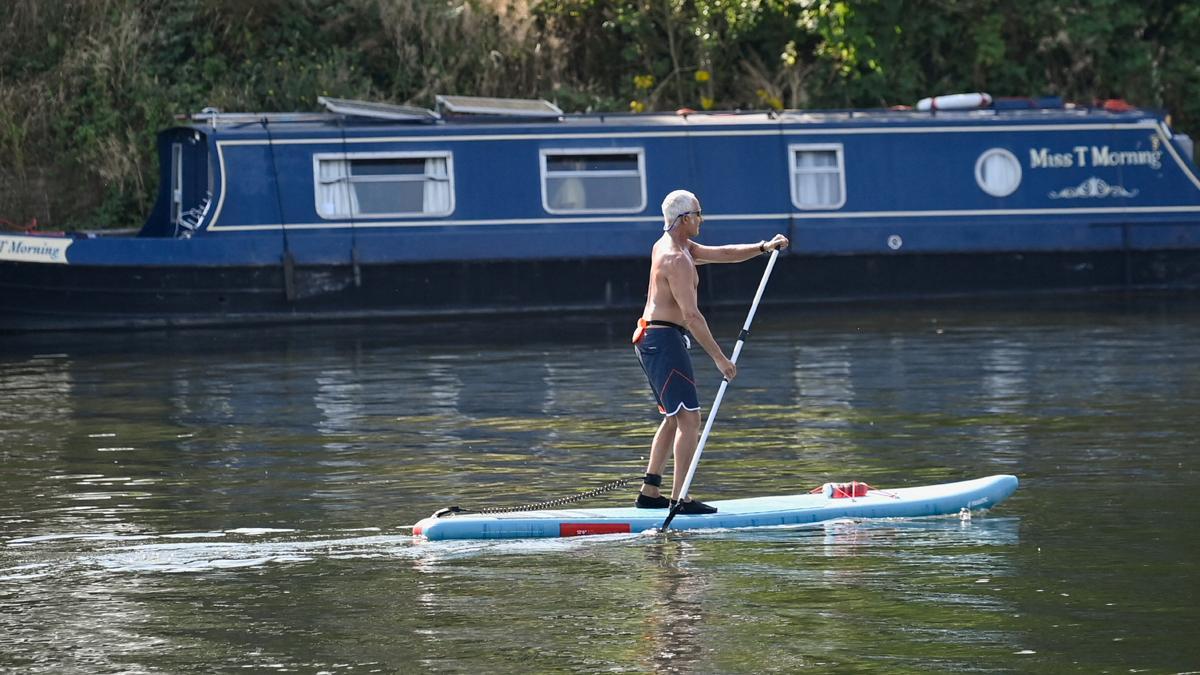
[424,157,450,212]
[550,177,586,210]
[317,159,354,217]
[794,151,840,207]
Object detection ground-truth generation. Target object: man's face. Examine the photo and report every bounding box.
[687,200,703,236]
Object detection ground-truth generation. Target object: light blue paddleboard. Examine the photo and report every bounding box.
[413,474,1018,541]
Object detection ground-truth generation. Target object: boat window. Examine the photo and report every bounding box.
[975,148,1021,197]
[314,152,454,218]
[540,148,646,214]
[789,144,845,210]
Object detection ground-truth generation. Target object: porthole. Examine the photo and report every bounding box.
[974,148,1021,197]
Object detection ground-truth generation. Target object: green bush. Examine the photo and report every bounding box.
[1,0,1196,230]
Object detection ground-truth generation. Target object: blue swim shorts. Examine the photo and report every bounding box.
[634,322,700,416]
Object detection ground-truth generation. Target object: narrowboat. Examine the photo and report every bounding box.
[2,94,1199,331]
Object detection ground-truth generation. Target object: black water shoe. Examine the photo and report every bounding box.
[636,493,671,509]
[671,498,718,515]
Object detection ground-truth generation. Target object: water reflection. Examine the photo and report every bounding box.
[788,343,857,466]
[637,539,710,674]
[425,355,465,425]
[314,368,365,438]
[1,298,1199,672]
[980,343,1029,415]
[0,353,75,448]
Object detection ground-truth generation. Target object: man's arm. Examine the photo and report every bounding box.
[663,256,736,381]
[689,234,789,264]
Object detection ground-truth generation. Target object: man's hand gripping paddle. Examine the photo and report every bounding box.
[661,248,781,531]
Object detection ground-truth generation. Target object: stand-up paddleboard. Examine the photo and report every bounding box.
[413,474,1018,541]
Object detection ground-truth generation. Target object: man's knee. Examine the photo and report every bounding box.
[674,409,700,431]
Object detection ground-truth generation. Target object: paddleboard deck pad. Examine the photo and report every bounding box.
[413,474,1018,541]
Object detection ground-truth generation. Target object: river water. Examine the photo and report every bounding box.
[1,296,1198,673]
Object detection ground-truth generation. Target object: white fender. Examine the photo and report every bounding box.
[916,92,992,111]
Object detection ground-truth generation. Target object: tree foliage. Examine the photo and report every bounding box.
[1,0,1197,229]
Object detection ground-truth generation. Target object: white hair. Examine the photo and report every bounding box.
[661,189,697,231]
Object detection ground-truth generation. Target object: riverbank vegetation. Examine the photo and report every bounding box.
[2,0,1197,229]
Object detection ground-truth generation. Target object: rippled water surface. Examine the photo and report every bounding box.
[2,297,1198,673]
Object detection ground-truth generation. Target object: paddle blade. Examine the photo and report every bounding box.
[660,502,684,531]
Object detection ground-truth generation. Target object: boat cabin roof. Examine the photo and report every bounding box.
[178,95,1162,141]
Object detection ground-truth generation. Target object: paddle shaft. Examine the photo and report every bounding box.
[662,248,780,530]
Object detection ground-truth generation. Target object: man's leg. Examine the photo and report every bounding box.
[669,409,701,501]
[641,415,677,499]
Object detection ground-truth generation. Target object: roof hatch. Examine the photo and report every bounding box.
[318,96,439,121]
[435,95,563,119]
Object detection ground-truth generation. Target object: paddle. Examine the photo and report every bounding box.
[661,247,781,531]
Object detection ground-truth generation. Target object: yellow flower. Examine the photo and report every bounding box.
[694,69,711,83]
[700,96,714,110]
[630,100,646,113]
[634,74,655,90]
[755,89,783,110]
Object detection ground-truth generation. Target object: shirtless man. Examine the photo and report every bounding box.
[633,189,789,513]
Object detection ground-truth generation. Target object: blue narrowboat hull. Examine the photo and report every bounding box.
[3,249,1197,331]
[3,100,1200,331]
